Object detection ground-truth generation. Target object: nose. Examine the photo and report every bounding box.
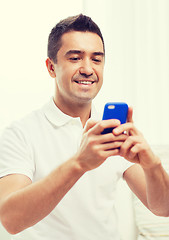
[79,59,94,77]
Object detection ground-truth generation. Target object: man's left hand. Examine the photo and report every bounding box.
[113,107,160,169]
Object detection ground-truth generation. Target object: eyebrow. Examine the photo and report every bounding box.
[93,52,104,56]
[65,50,104,57]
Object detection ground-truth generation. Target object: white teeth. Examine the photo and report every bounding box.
[76,81,93,85]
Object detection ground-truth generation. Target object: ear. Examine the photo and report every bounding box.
[46,58,56,78]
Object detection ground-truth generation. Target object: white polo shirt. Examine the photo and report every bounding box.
[0,98,133,240]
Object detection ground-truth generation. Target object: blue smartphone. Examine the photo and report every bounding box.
[102,102,128,134]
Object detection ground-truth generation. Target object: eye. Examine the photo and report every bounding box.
[92,58,102,63]
[69,57,81,61]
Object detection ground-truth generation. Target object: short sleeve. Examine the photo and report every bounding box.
[0,123,35,180]
[113,155,134,180]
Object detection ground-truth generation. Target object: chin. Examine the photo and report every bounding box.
[76,94,96,103]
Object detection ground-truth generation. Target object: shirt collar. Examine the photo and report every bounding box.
[43,98,99,127]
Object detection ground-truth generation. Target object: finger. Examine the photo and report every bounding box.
[113,122,139,136]
[127,106,133,123]
[93,119,121,135]
[101,141,124,151]
[97,132,128,144]
[83,119,98,134]
[120,136,141,157]
[127,144,141,160]
[104,148,120,158]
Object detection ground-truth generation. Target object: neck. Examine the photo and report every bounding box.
[53,96,92,127]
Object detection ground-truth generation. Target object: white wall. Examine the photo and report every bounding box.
[0,0,83,132]
[0,223,10,239]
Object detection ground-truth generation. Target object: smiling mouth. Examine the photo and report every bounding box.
[74,80,95,85]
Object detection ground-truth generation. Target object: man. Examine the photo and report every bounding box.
[0,14,169,240]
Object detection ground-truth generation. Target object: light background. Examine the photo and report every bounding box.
[0,0,169,239]
[0,0,169,145]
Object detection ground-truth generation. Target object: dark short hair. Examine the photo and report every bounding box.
[47,14,105,63]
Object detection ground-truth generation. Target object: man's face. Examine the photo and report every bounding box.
[52,31,104,106]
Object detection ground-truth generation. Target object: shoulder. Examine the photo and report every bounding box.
[0,103,46,144]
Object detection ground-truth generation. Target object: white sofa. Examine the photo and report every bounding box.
[0,145,169,240]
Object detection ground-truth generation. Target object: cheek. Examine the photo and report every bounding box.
[56,65,69,82]
[61,64,78,79]
[57,68,75,91]
[97,67,104,81]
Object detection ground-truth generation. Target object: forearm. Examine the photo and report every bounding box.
[0,119,125,234]
[143,158,169,216]
[0,157,85,234]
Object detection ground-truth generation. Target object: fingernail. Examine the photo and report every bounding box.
[113,129,118,135]
[116,120,121,125]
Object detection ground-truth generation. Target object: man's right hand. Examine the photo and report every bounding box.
[75,119,128,172]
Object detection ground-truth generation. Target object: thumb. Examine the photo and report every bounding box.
[83,119,98,133]
[127,106,134,123]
